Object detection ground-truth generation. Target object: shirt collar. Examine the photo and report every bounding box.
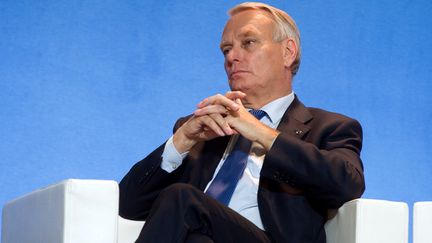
[259,91,295,124]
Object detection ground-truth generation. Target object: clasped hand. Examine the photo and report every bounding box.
[173,91,280,153]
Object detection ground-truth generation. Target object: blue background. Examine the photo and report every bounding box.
[1,0,431,241]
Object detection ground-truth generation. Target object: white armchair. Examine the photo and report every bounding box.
[413,201,432,243]
[2,179,409,243]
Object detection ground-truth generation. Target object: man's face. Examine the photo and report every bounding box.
[221,10,289,102]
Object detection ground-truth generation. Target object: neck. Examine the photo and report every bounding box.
[242,89,292,109]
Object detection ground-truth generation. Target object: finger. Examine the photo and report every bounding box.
[234,98,243,106]
[194,104,227,117]
[197,94,238,110]
[199,115,226,137]
[197,94,239,111]
[225,91,246,101]
[209,113,233,135]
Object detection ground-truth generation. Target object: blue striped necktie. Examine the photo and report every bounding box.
[205,109,267,205]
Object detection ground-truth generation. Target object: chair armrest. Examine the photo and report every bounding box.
[325,199,409,243]
[414,201,432,243]
[2,179,119,243]
[118,216,145,243]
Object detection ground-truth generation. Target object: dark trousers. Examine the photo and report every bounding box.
[135,183,272,243]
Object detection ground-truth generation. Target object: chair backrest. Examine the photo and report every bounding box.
[413,201,432,243]
[325,199,409,243]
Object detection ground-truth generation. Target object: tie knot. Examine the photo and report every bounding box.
[249,109,267,120]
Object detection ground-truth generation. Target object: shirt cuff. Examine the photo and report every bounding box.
[161,136,189,173]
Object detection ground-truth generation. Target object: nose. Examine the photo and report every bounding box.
[225,46,241,67]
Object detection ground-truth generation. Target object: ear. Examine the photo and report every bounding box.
[282,38,297,69]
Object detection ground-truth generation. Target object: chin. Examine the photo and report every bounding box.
[229,79,249,92]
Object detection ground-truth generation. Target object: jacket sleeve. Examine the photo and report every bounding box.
[260,116,365,209]
[118,117,190,220]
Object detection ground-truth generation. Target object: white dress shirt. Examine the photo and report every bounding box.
[160,92,295,229]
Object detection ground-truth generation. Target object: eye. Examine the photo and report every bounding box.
[221,47,231,56]
[242,39,256,48]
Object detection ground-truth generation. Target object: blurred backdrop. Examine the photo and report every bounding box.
[1,0,431,241]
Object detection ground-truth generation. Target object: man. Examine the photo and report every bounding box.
[119,2,365,243]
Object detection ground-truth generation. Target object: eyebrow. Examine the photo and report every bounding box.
[219,41,230,50]
[220,30,259,50]
[239,30,258,38]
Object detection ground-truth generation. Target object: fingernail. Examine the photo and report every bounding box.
[226,128,233,135]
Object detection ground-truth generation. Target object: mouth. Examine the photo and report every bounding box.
[229,70,249,80]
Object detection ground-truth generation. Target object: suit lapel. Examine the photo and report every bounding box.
[277,95,313,139]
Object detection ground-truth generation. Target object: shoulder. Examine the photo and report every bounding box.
[290,96,361,129]
[305,106,363,143]
[307,107,360,125]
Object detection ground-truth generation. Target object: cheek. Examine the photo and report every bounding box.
[266,51,285,72]
[248,53,262,71]
[224,61,229,73]
[251,52,274,77]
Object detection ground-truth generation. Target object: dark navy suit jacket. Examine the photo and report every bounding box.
[119,96,365,243]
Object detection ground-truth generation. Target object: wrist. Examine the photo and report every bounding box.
[173,130,196,153]
[255,126,280,151]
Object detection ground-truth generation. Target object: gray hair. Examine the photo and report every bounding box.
[228,2,301,75]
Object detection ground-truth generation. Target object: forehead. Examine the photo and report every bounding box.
[221,10,275,40]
